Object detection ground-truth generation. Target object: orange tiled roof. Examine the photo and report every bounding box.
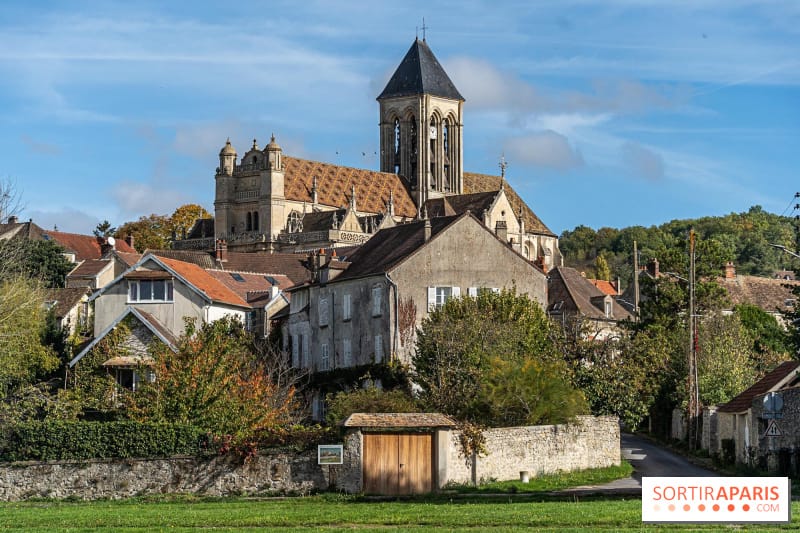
[588,279,618,296]
[207,270,292,303]
[43,231,137,261]
[155,256,249,307]
[463,172,555,236]
[283,156,417,219]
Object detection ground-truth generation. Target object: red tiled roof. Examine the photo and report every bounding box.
[207,270,292,303]
[588,279,618,296]
[463,173,555,236]
[283,156,417,219]
[342,412,457,428]
[43,231,136,261]
[150,249,310,284]
[718,361,800,413]
[115,251,142,267]
[155,256,249,307]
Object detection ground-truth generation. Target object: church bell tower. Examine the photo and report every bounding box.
[377,38,465,210]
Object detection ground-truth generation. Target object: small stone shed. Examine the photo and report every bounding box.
[342,412,457,496]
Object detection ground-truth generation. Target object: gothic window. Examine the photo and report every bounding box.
[286,211,303,233]
[429,118,438,190]
[409,119,418,187]
[253,211,259,231]
[393,118,401,174]
[443,123,451,191]
[246,212,252,232]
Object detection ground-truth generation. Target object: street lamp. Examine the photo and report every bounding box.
[769,243,800,260]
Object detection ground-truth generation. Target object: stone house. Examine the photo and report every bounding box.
[175,38,561,271]
[717,262,800,324]
[546,266,632,341]
[283,212,548,418]
[68,252,292,390]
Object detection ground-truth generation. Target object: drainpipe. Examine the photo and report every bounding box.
[385,272,400,359]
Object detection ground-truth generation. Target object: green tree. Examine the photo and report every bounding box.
[413,289,585,425]
[127,317,300,441]
[0,239,73,288]
[595,255,611,281]
[734,304,792,365]
[326,386,419,426]
[0,278,59,399]
[93,220,116,238]
[696,314,758,406]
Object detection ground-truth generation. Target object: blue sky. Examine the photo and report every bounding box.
[1,1,798,236]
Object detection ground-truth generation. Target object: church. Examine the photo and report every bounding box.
[178,37,561,272]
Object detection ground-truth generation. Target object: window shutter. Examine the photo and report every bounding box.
[319,297,329,326]
[302,334,309,367]
[467,287,478,297]
[427,287,437,311]
[291,335,299,367]
[374,335,383,362]
[343,293,351,320]
[372,286,382,316]
[452,286,461,298]
[343,338,352,367]
[321,343,329,370]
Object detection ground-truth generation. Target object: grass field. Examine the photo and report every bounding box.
[0,495,796,532]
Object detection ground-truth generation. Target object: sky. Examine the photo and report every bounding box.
[1,1,798,236]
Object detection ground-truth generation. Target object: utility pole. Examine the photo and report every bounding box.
[633,240,640,320]
[687,228,699,451]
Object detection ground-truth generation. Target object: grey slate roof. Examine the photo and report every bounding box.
[377,38,464,101]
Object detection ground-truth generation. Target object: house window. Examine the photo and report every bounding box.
[302,334,309,368]
[320,343,330,371]
[342,293,352,321]
[427,286,461,311]
[372,286,382,317]
[319,296,329,327]
[342,338,352,367]
[605,300,612,318]
[128,280,173,303]
[374,334,384,362]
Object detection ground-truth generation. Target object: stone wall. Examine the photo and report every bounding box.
[443,416,620,485]
[0,446,360,501]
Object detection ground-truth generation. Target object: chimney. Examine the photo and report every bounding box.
[724,261,736,279]
[125,234,135,251]
[7,215,17,224]
[423,218,432,242]
[100,237,115,256]
[495,220,508,243]
[318,248,328,268]
[215,239,228,263]
[647,258,660,278]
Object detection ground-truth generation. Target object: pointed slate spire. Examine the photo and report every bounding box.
[377,38,464,101]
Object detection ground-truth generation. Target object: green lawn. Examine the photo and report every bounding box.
[0,496,797,532]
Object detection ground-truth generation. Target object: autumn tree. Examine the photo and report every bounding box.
[169,203,211,239]
[115,214,170,251]
[127,317,299,442]
[93,220,116,238]
[413,289,586,425]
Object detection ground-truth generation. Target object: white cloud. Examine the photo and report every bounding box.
[505,131,584,171]
[110,181,191,217]
[23,207,99,234]
[621,142,665,181]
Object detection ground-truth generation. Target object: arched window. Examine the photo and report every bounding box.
[443,122,451,191]
[429,117,438,190]
[246,212,252,232]
[393,118,401,174]
[409,118,417,187]
[253,211,259,232]
[286,211,303,233]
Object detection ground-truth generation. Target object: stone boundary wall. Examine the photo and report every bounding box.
[0,434,362,501]
[444,416,620,485]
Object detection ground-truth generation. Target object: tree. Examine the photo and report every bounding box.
[127,317,300,441]
[0,278,59,399]
[169,204,211,239]
[115,214,170,251]
[325,387,419,426]
[0,238,73,288]
[734,304,792,366]
[0,177,23,223]
[595,255,611,281]
[413,289,585,425]
[696,314,760,406]
[93,220,116,238]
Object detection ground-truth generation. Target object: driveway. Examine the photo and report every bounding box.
[559,433,718,496]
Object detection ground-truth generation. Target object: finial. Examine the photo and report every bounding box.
[499,153,507,189]
[350,184,357,211]
[252,138,258,150]
[271,133,275,143]
[421,17,428,41]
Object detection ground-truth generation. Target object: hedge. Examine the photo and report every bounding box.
[0,421,207,461]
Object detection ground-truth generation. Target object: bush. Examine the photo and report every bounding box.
[0,421,206,461]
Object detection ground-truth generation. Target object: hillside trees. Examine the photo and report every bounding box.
[413,289,587,426]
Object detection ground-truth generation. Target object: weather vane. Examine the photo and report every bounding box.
[499,153,507,179]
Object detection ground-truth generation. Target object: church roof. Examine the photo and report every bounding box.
[283,156,417,219]
[377,38,464,101]
[463,172,555,237]
[300,209,345,232]
[333,215,462,281]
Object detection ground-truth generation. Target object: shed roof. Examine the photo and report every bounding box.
[342,412,458,428]
[718,361,800,413]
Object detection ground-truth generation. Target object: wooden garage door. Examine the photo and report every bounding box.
[363,432,433,495]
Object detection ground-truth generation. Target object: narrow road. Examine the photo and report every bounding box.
[559,433,718,496]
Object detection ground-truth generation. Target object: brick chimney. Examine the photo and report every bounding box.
[646,258,660,278]
[724,261,736,279]
[215,239,228,263]
[495,220,508,243]
[124,234,135,251]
